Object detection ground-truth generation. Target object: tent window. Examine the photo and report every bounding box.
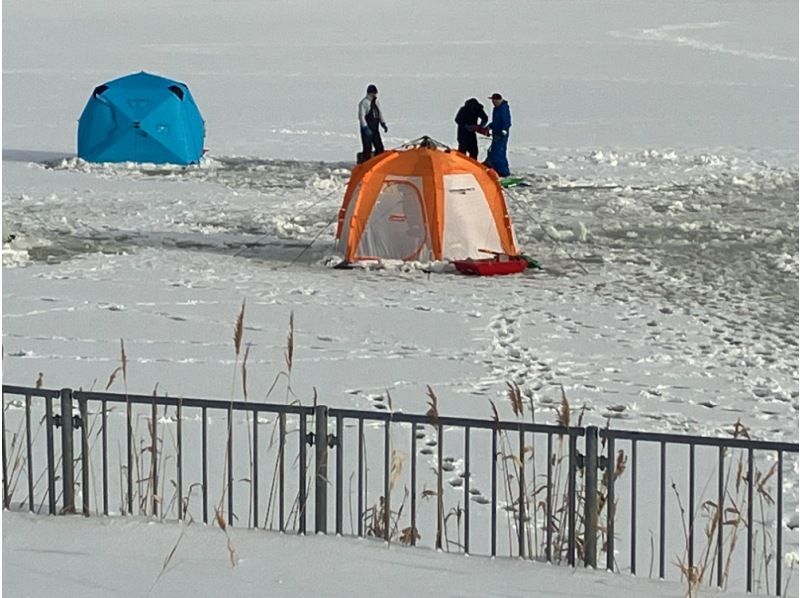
[93,85,109,97]
[168,85,185,100]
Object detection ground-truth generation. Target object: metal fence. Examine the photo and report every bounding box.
[3,385,797,595]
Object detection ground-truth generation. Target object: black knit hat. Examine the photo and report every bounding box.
[367,84,378,94]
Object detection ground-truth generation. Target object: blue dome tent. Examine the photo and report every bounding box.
[78,71,205,165]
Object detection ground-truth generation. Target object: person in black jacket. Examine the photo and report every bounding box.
[454,98,488,160]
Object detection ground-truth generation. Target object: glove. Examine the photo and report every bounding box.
[361,125,372,138]
[381,122,388,133]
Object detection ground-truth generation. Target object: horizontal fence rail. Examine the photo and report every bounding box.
[2,385,797,595]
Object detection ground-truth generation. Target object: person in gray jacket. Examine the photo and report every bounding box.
[357,84,388,163]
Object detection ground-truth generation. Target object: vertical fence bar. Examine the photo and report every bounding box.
[436,422,444,551]
[746,447,753,593]
[102,400,108,516]
[717,447,724,588]
[464,426,470,555]
[335,415,343,535]
[2,394,10,510]
[45,395,56,515]
[315,405,328,534]
[518,427,525,559]
[606,435,615,572]
[411,422,417,546]
[79,397,89,516]
[491,427,498,558]
[202,406,208,525]
[568,433,577,567]
[383,417,390,542]
[299,412,307,534]
[357,418,364,537]
[126,399,133,516]
[776,450,783,594]
[177,401,183,520]
[630,439,637,575]
[279,412,286,532]
[151,399,158,518]
[25,393,34,512]
[251,407,258,528]
[546,432,552,562]
[689,443,695,570]
[61,388,75,513]
[659,440,666,579]
[584,426,598,568]
[228,406,234,526]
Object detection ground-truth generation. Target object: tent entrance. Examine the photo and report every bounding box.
[357,178,429,261]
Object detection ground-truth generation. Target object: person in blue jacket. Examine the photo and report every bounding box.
[484,93,511,176]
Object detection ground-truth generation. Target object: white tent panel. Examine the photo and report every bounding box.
[442,173,503,259]
[356,176,430,260]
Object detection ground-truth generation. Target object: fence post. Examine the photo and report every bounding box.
[60,388,75,514]
[314,405,328,534]
[584,425,599,568]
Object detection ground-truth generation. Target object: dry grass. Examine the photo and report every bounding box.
[669,419,786,596]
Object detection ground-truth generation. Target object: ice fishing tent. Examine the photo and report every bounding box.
[336,137,519,262]
[78,71,205,165]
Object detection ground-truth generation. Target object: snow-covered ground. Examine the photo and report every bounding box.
[2,0,798,595]
[3,510,758,598]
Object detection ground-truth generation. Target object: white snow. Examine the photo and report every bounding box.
[2,511,753,598]
[2,0,798,595]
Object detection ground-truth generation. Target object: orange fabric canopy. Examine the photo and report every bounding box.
[336,144,518,262]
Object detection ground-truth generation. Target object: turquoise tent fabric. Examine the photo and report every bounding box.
[78,71,205,165]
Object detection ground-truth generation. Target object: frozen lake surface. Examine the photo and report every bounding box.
[2,0,797,595]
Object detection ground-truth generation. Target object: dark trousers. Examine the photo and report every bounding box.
[359,125,384,163]
[457,133,479,160]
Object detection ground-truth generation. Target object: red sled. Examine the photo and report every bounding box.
[453,251,528,276]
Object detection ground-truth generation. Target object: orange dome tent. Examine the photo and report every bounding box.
[336,137,519,263]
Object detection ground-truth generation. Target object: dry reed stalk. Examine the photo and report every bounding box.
[672,481,704,597]
[526,392,540,558]
[286,449,314,531]
[263,314,300,529]
[365,486,410,542]
[241,342,255,527]
[215,301,247,531]
[443,502,464,551]
[214,506,240,567]
[117,440,126,515]
[146,483,203,596]
[4,406,29,502]
[426,386,444,550]
[121,339,128,390]
[506,382,524,418]
[783,556,798,597]
[557,386,570,429]
[12,414,48,512]
[489,399,519,556]
[285,311,294,375]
